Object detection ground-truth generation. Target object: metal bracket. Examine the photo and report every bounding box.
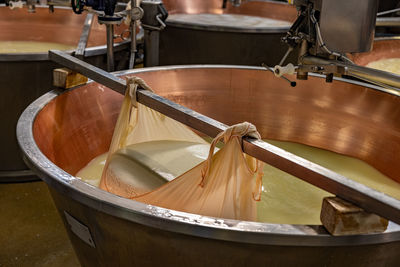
[141,0,168,31]
[297,64,347,75]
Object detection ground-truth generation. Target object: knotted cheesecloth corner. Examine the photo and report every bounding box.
[100,76,208,197]
[100,76,264,221]
[136,122,264,221]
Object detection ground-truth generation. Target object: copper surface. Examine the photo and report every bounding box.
[33,67,400,185]
[162,0,297,21]
[351,39,400,66]
[0,7,126,48]
[34,83,123,175]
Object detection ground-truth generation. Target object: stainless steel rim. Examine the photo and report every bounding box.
[0,41,131,62]
[375,36,400,42]
[165,20,290,33]
[165,0,292,33]
[17,65,400,247]
[0,5,130,62]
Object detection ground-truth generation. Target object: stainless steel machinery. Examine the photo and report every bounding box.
[274,0,400,90]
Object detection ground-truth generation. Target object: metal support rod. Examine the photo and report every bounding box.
[377,8,400,17]
[106,24,115,72]
[297,40,309,80]
[302,56,400,94]
[144,30,160,67]
[376,17,400,27]
[48,50,400,225]
[129,20,137,69]
[76,13,94,58]
[279,46,293,66]
[128,0,139,69]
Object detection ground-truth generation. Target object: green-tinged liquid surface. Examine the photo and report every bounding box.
[0,41,75,53]
[257,140,400,224]
[77,139,400,225]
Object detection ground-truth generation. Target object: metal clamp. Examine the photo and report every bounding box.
[141,0,168,31]
[131,6,144,21]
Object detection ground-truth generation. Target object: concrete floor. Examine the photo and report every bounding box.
[0,180,80,267]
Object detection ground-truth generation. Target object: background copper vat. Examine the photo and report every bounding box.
[153,0,298,66]
[351,38,400,66]
[18,66,400,266]
[0,6,129,181]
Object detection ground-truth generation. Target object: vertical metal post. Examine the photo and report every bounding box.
[141,0,168,67]
[106,24,115,72]
[297,39,308,80]
[144,30,160,67]
[129,0,139,70]
[129,20,137,69]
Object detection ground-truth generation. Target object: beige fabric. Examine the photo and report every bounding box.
[135,122,264,221]
[100,76,207,194]
[100,76,264,220]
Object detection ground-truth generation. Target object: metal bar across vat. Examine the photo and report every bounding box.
[48,50,400,225]
[50,50,125,93]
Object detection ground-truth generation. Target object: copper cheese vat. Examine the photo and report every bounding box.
[152,0,298,66]
[18,66,400,266]
[351,38,400,66]
[0,6,128,181]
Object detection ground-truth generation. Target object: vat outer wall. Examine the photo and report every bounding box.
[154,0,298,67]
[158,27,296,66]
[49,187,400,267]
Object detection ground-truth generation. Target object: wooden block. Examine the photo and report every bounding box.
[53,68,88,89]
[320,197,388,236]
